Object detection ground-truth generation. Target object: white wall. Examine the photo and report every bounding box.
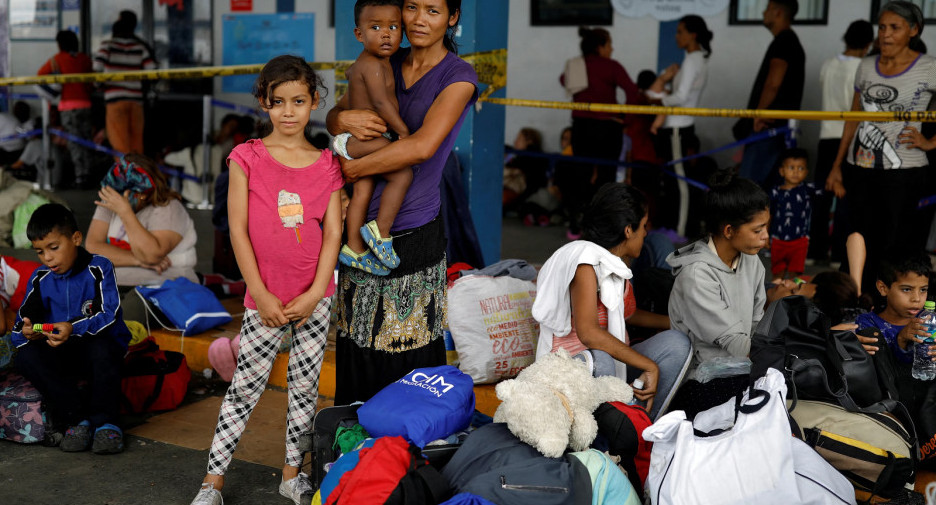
[504,0,936,170]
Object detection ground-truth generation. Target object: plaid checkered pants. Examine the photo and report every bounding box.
[206,298,330,474]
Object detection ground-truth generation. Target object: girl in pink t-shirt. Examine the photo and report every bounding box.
[191,55,343,505]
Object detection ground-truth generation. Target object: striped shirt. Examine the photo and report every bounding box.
[93,37,156,103]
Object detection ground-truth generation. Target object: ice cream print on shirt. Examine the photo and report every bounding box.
[855,84,901,170]
[277,189,304,243]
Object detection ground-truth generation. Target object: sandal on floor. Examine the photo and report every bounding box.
[338,244,390,276]
[60,421,92,452]
[92,423,125,454]
[360,220,400,269]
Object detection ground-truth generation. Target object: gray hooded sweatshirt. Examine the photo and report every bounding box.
[666,238,766,372]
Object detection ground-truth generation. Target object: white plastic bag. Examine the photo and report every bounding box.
[447,275,539,384]
[643,368,856,505]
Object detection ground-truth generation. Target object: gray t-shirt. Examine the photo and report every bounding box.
[92,199,197,286]
[847,54,936,170]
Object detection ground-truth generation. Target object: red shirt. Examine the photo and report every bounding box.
[561,54,640,121]
[37,52,93,111]
[552,280,638,355]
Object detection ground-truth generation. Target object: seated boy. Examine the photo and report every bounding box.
[769,148,822,281]
[334,0,412,276]
[11,203,131,453]
[854,250,932,364]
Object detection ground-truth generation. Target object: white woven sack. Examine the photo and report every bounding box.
[447,275,538,384]
[643,368,856,505]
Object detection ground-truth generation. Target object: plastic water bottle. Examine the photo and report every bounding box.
[913,301,936,381]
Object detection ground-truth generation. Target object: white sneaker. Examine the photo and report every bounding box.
[190,483,223,505]
[279,473,315,505]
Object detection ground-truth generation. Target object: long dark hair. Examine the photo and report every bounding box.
[579,27,611,57]
[581,183,648,250]
[443,0,462,54]
[679,15,713,58]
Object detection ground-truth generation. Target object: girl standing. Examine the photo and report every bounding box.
[326,0,479,405]
[190,55,343,505]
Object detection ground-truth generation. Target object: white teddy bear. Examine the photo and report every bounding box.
[493,349,634,458]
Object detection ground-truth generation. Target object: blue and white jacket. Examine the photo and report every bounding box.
[11,248,131,349]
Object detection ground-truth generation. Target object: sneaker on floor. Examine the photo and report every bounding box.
[92,423,125,454]
[279,473,315,505]
[190,483,223,505]
[60,421,92,452]
[41,429,64,448]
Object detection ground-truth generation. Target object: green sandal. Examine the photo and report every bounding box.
[338,244,390,276]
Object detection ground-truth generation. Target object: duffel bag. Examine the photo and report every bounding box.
[120,337,191,413]
[592,401,652,495]
[789,399,917,502]
[358,365,474,448]
[442,423,593,505]
[0,370,48,443]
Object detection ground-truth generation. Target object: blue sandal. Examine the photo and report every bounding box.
[338,244,390,276]
[360,220,400,269]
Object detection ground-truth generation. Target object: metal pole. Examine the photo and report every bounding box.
[40,98,51,190]
[787,119,799,148]
[198,94,212,209]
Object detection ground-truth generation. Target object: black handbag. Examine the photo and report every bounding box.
[750,296,902,413]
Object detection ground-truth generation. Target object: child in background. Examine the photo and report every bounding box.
[11,204,130,454]
[189,55,343,505]
[334,0,411,276]
[770,148,821,280]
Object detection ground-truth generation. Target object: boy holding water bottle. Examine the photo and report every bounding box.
[854,250,935,367]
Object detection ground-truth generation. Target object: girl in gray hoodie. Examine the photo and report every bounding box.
[667,176,770,375]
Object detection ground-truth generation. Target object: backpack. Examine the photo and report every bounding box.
[358,365,475,447]
[321,435,450,505]
[442,423,592,505]
[750,296,904,415]
[120,337,191,413]
[789,399,917,503]
[592,402,653,495]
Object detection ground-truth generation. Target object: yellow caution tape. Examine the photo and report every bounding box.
[462,48,507,101]
[478,97,936,122]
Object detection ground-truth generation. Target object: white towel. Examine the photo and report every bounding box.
[563,56,589,97]
[532,241,632,380]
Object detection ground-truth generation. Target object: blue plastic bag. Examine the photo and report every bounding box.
[358,365,475,447]
[135,278,232,336]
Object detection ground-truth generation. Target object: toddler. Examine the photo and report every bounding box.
[334,0,412,276]
[770,148,821,280]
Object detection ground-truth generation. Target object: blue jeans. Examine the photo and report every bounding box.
[739,133,786,186]
[574,329,691,420]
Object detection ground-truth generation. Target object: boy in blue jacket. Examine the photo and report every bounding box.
[11,203,130,454]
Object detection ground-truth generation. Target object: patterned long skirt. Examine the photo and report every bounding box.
[333,216,447,404]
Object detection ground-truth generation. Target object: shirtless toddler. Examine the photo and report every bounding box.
[334,0,411,275]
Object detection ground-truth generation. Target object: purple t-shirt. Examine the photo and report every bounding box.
[367,49,478,232]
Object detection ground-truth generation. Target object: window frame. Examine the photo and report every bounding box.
[728,0,830,26]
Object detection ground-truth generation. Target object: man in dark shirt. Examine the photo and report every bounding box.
[739,0,805,186]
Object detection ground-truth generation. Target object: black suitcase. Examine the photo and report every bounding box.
[299,404,464,489]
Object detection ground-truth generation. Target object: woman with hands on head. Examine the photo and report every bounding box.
[327,0,479,405]
[85,154,197,286]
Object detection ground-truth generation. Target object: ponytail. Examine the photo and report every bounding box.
[579,26,611,56]
[444,0,462,54]
[679,15,713,58]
